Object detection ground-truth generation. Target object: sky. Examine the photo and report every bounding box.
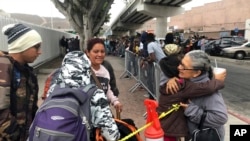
[0,0,221,25]
[0,0,65,18]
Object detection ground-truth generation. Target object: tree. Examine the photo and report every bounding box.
[51,0,114,50]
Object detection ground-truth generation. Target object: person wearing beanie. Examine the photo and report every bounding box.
[2,23,42,64]
[0,23,42,141]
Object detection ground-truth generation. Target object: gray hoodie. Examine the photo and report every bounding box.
[184,73,228,140]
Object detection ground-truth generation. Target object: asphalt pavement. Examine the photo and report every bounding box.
[36,55,249,141]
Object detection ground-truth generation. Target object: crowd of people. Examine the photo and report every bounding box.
[98,31,228,141]
[0,23,228,141]
[59,35,80,56]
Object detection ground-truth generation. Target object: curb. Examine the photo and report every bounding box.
[228,109,250,124]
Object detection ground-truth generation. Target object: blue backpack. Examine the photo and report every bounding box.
[28,84,97,141]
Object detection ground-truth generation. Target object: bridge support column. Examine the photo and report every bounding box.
[128,29,136,36]
[155,17,168,38]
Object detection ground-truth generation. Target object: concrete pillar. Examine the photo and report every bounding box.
[155,17,168,39]
[245,19,250,41]
[128,29,136,36]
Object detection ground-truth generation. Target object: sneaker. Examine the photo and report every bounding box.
[143,93,149,98]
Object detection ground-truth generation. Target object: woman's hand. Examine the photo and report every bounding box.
[214,71,226,82]
[180,102,189,110]
[166,77,180,94]
[180,99,191,110]
[114,103,123,113]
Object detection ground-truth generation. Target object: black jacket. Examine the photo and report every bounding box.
[102,60,119,96]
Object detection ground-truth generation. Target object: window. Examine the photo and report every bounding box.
[245,43,250,47]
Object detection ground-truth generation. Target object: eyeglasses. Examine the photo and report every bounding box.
[179,62,205,71]
[179,62,199,71]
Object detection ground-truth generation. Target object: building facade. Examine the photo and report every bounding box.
[138,0,249,39]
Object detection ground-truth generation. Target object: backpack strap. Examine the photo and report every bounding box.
[90,69,103,90]
[198,110,207,129]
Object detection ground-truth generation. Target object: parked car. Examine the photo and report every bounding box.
[221,41,250,60]
[204,40,215,52]
[205,39,242,56]
[221,36,248,44]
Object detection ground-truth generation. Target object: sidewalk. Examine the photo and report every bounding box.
[37,55,249,141]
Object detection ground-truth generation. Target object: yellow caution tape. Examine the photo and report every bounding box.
[118,104,180,141]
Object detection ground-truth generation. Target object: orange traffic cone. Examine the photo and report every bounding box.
[144,99,164,141]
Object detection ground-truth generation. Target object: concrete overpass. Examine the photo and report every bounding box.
[110,0,192,38]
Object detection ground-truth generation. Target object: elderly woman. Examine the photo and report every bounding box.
[158,49,227,141]
[178,50,228,141]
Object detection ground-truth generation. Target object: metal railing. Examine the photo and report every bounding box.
[120,50,161,100]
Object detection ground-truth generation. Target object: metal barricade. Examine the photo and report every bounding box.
[120,50,162,100]
[128,55,141,93]
[137,59,156,99]
[119,50,138,80]
[154,63,162,101]
[119,50,144,94]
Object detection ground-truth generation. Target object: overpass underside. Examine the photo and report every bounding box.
[111,0,191,37]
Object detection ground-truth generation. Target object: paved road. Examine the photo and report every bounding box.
[210,56,250,122]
